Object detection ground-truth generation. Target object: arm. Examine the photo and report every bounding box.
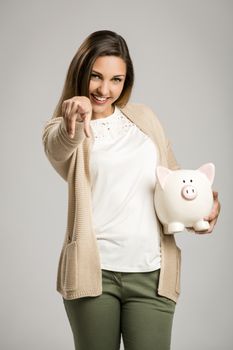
[42,117,86,180]
[42,117,86,161]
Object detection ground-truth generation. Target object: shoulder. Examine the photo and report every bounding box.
[120,102,155,116]
[120,102,163,126]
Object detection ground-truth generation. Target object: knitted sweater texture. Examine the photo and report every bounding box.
[42,103,181,302]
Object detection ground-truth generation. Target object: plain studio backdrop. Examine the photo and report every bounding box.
[0,0,232,349]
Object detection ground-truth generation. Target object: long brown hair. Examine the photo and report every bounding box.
[52,30,134,119]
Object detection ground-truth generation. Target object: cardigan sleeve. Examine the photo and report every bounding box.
[42,117,86,161]
[42,117,86,180]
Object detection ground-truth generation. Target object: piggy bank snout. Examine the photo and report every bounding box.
[181,185,197,200]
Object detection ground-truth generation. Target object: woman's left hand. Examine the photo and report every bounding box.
[196,191,221,234]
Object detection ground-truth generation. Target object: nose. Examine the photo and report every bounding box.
[97,80,110,96]
[181,185,197,200]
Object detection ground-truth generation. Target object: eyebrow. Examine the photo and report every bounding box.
[91,70,125,78]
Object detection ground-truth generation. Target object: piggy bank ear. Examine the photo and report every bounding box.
[197,163,215,185]
[156,166,172,190]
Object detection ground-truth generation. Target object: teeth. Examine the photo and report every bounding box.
[94,95,107,101]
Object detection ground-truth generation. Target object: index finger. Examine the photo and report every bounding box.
[68,117,76,138]
[84,117,91,138]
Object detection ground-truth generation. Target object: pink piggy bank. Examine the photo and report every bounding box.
[154,163,215,234]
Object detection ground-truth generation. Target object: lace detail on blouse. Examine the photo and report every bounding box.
[90,107,136,142]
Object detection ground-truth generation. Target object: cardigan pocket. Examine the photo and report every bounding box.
[176,246,181,294]
[62,241,78,292]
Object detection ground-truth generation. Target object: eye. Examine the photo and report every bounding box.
[113,77,122,83]
[190,179,193,183]
[90,73,101,80]
[183,180,186,183]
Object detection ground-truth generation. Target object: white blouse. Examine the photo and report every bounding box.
[89,105,161,272]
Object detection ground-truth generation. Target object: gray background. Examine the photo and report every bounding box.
[1,0,232,349]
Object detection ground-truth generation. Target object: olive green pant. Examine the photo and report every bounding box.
[63,268,176,350]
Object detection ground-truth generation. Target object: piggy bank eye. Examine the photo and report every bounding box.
[190,179,193,183]
[182,180,186,183]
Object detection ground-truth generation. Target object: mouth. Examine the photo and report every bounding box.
[91,94,110,105]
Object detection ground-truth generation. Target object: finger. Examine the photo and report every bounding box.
[84,117,91,138]
[204,197,220,221]
[64,105,74,136]
[206,218,217,233]
[65,101,72,119]
[62,102,69,120]
[69,101,83,137]
[204,209,217,222]
[202,215,217,234]
[68,117,76,138]
[213,191,218,199]
[209,203,220,221]
[67,114,77,139]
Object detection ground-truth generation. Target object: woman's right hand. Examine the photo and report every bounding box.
[62,96,92,138]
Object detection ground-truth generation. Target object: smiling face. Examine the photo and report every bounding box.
[89,55,127,119]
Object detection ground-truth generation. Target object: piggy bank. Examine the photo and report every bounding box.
[154,163,215,234]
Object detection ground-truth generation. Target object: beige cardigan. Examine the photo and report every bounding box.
[42,103,181,302]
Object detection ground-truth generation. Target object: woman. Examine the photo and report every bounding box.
[42,30,220,350]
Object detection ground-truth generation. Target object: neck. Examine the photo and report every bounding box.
[91,105,115,120]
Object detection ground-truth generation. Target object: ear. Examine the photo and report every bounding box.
[197,163,215,185]
[156,166,172,190]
